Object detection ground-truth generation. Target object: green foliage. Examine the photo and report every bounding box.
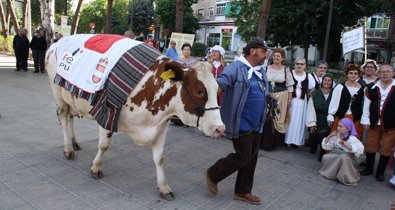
[191,42,207,57]
[129,0,154,36]
[31,0,74,29]
[78,0,129,34]
[227,0,261,42]
[0,35,14,53]
[156,0,199,34]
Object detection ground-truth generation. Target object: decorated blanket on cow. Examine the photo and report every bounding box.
[53,34,162,131]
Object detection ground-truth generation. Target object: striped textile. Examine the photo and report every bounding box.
[89,43,162,132]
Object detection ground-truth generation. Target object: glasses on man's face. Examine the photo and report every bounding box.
[296,63,305,65]
[319,66,327,69]
[380,71,392,74]
[348,71,359,75]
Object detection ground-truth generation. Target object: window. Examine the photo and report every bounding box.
[209,7,214,17]
[369,16,390,29]
[207,33,221,46]
[216,3,226,16]
[197,9,204,17]
[367,16,390,39]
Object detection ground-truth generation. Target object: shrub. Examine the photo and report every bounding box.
[0,35,14,53]
[191,42,207,57]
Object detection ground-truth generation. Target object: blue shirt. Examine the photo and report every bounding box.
[165,47,178,61]
[216,60,269,138]
[239,75,266,132]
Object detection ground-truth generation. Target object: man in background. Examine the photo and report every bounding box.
[30,30,47,73]
[13,28,30,71]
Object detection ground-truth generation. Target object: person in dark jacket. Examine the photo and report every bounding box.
[13,28,30,71]
[205,38,269,205]
[30,30,47,73]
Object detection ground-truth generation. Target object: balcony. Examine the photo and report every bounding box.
[366,28,389,39]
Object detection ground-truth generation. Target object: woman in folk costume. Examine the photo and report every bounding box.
[284,58,315,149]
[327,64,364,139]
[210,45,226,105]
[306,73,334,161]
[319,118,364,186]
[261,48,294,150]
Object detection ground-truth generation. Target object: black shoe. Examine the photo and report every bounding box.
[15,69,20,71]
[41,70,45,73]
[23,69,28,72]
[375,174,385,182]
[33,70,39,73]
[290,144,299,149]
[360,169,373,176]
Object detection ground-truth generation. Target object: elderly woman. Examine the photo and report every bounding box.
[261,48,294,150]
[360,59,379,85]
[311,60,329,89]
[284,58,315,149]
[306,73,334,161]
[178,43,198,67]
[327,64,364,139]
[319,118,364,186]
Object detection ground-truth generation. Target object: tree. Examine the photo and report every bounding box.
[40,0,55,44]
[21,0,29,29]
[129,0,154,37]
[105,0,113,33]
[175,0,183,32]
[5,0,19,32]
[228,0,262,42]
[0,0,8,37]
[156,0,199,34]
[257,0,271,39]
[71,0,83,35]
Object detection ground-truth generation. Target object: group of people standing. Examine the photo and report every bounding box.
[12,28,52,73]
[200,40,395,205]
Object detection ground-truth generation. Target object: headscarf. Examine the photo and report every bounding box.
[340,118,358,138]
[321,73,334,88]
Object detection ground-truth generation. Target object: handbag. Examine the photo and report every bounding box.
[330,147,366,166]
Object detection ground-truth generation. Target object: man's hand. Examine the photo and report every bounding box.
[362,124,370,131]
[309,126,316,134]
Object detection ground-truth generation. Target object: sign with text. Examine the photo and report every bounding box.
[169,32,195,59]
[342,27,364,55]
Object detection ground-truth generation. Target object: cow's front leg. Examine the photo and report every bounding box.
[90,127,113,179]
[57,105,74,160]
[152,123,174,200]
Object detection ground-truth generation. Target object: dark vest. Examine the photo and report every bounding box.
[335,84,364,121]
[311,72,320,89]
[366,84,395,130]
[311,88,332,133]
[291,71,308,99]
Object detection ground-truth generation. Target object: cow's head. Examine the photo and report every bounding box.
[131,57,225,137]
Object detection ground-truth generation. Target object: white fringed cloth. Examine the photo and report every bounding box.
[53,34,161,131]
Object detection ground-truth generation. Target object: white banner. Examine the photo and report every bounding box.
[169,32,195,59]
[342,27,364,55]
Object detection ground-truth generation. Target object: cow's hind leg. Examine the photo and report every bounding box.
[90,127,113,179]
[152,124,174,201]
[68,116,81,151]
[57,104,75,160]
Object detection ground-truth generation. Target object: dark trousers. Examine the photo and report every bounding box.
[32,50,46,71]
[207,131,261,194]
[15,50,29,70]
[309,131,329,161]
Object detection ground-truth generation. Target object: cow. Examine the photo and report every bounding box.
[45,39,225,200]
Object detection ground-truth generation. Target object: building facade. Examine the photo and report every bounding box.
[192,0,243,52]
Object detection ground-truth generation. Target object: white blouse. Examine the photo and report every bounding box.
[266,66,295,92]
[322,135,364,157]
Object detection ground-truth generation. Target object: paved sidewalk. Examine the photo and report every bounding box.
[0,54,394,210]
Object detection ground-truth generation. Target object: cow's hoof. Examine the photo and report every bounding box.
[64,151,75,160]
[90,170,103,179]
[160,192,175,201]
[72,142,81,151]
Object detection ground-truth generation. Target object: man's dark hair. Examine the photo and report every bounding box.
[243,37,267,56]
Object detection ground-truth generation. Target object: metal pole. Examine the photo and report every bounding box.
[364,17,368,61]
[323,0,334,60]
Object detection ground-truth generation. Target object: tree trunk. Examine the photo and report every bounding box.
[257,0,271,40]
[175,0,183,32]
[71,0,84,35]
[22,0,28,28]
[5,0,19,33]
[40,0,55,45]
[0,0,8,38]
[106,0,113,33]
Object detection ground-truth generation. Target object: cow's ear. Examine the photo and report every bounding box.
[162,61,184,81]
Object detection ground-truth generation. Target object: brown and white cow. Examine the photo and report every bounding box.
[45,44,225,200]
